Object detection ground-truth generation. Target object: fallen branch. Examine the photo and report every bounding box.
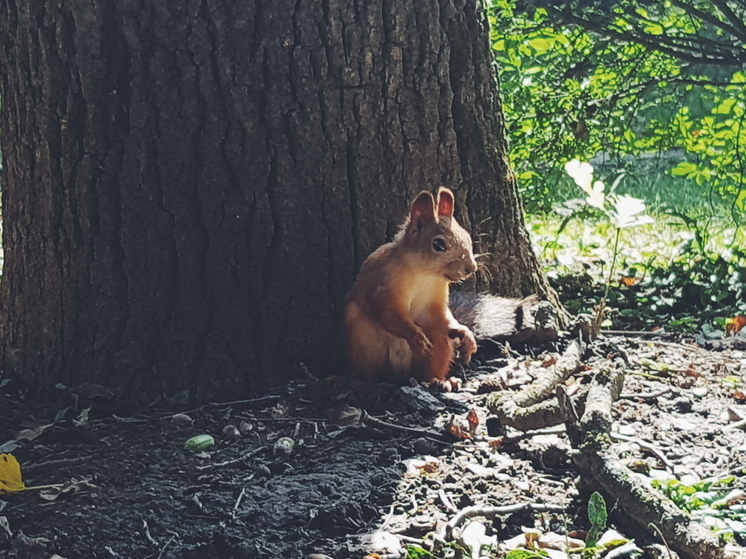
[438,502,566,542]
[566,368,729,559]
[573,449,726,559]
[486,339,585,431]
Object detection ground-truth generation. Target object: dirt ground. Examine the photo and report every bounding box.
[1,332,745,559]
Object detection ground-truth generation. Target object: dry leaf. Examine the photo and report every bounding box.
[15,424,53,442]
[0,454,26,493]
[541,355,558,367]
[327,406,364,427]
[444,415,471,440]
[726,315,746,336]
[466,409,479,438]
[734,390,746,403]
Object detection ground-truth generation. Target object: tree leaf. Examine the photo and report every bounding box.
[670,161,697,177]
[564,159,594,192]
[588,492,608,525]
[611,195,654,228]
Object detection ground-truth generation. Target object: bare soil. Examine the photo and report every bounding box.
[1,333,745,559]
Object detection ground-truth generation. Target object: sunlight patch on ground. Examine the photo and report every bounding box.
[527,213,745,282]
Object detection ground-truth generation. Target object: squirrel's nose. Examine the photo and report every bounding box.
[465,257,477,275]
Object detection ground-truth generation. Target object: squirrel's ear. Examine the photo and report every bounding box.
[409,191,437,224]
[437,187,455,218]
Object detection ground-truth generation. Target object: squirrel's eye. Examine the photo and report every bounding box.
[432,238,446,252]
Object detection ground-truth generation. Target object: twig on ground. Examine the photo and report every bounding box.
[194,446,267,471]
[619,387,674,400]
[439,489,458,513]
[235,415,327,424]
[232,487,246,519]
[394,534,426,546]
[362,412,451,442]
[640,340,705,352]
[142,520,158,546]
[648,523,675,559]
[156,534,177,559]
[409,494,418,514]
[170,394,283,417]
[602,330,681,338]
[610,431,675,471]
[379,504,396,531]
[503,424,566,444]
[486,339,585,431]
[723,418,746,432]
[439,503,566,542]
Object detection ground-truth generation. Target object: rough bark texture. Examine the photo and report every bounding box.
[0,0,555,406]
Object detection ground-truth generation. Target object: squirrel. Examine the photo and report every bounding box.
[343,187,558,387]
[343,187,479,386]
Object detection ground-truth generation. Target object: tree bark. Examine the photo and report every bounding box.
[0,0,556,406]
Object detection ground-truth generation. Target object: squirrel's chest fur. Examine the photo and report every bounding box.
[397,270,449,326]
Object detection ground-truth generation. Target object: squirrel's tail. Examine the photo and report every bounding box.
[449,292,558,344]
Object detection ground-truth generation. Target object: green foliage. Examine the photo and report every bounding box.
[652,474,746,540]
[405,545,436,559]
[545,232,746,330]
[616,244,746,329]
[505,550,547,559]
[585,492,608,548]
[490,0,746,219]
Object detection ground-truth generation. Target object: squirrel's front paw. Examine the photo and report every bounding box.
[449,325,477,364]
[408,330,434,357]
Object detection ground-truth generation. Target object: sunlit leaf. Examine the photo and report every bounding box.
[586,180,606,209]
[670,161,698,177]
[610,195,655,228]
[587,492,608,547]
[564,159,594,192]
[528,37,555,53]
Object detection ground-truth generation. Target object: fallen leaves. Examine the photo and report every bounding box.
[0,454,95,499]
[0,454,25,493]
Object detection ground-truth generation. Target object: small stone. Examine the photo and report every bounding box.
[691,386,708,398]
[255,464,271,477]
[171,413,193,426]
[273,437,295,457]
[222,424,241,440]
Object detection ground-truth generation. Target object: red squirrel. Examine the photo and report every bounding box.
[344,187,478,385]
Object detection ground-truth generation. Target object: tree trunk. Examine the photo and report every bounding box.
[0,0,556,406]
